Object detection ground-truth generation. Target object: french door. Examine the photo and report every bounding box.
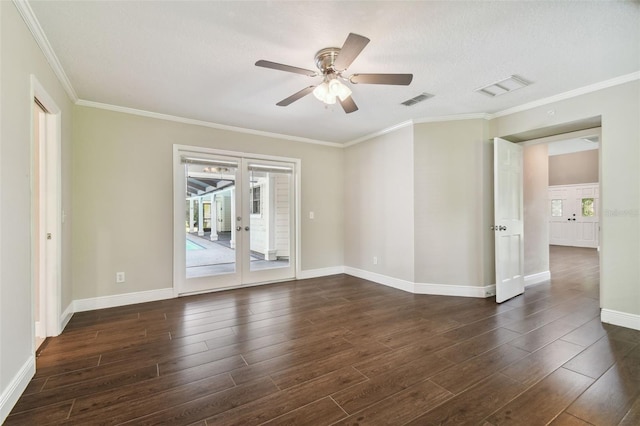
[174,147,297,295]
[549,183,599,248]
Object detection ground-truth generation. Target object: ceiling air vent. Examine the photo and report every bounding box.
[401,92,434,106]
[475,75,530,97]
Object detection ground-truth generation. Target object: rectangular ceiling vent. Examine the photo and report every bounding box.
[475,75,530,97]
[401,92,434,106]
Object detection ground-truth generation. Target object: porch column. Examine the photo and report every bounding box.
[197,196,204,236]
[189,199,195,232]
[210,193,218,241]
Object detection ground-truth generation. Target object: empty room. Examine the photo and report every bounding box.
[1,1,639,425]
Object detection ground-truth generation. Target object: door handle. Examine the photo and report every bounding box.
[236,226,242,231]
[244,226,250,231]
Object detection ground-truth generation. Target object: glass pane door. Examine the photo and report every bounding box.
[175,150,296,294]
[242,160,295,285]
[178,154,241,294]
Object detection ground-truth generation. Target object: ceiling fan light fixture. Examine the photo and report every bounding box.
[313,82,335,104]
[313,79,351,105]
[329,79,352,101]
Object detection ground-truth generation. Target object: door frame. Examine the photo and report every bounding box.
[172,144,301,296]
[30,75,63,346]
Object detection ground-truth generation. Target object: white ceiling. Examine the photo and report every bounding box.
[28,1,640,144]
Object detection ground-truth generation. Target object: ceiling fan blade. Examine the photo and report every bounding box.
[276,86,316,106]
[255,60,317,77]
[350,73,413,85]
[339,96,359,114]
[333,33,370,71]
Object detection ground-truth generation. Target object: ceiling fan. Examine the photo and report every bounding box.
[255,33,413,114]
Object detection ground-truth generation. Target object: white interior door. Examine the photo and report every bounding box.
[494,137,525,303]
[174,148,296,295]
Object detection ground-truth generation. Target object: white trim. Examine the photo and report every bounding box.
[59,302,73,331]
[413,113,490,124]
[13,0,78,102]
[73,288,174,313]
[524,271,551,287]
[30,76,63,338]
[344,267,414,293]
[76,100,341,148]
[601,309,640,331]
[414,282,495,298]
[344,120,413,147]
[297,266,346,280]
[0,356,35,423]
[344,267,494,298]
[520,128,601,147]
[488,71,640,119]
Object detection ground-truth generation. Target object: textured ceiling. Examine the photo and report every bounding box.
[28,0,640,144]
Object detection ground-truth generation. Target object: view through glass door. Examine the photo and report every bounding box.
[174,148,296,295]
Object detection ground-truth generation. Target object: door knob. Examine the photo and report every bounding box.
[235,226,242,231]
[245,226,250,231]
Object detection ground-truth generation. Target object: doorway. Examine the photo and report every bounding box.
[31,75,63,349]
[173,146,298,295]
[33,100,47,350]
[522,129,601,293]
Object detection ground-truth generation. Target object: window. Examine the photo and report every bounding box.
[250,186,261,215]
[551,199,563,217]
[582,198,595,217]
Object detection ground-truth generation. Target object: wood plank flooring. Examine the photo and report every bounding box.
[7,246,640,425]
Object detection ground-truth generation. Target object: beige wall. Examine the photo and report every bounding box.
[72,106,344,299]
[523,144,550,276]
[414,119,489,286]
[1,1,74,415]
[344,125,415,282]
[492,81,640,317]
[549,149,599,186]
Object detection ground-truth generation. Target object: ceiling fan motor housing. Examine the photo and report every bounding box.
[315,47,341,73]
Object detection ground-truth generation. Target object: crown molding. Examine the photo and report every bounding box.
[413,113,490,124]
[13,0,78,102]
[343,120,414,147]
[344,113,490,147]
[488,71,640,119]
[76,100,342,148]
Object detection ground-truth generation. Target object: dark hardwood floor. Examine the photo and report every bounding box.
[7,246,640,425]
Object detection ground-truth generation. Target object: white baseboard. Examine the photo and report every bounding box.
[59,302,74,332]
[0,356,35,423]
[415,282,495,298]
[73,288,174,312]
[601,308,640,331]
[344,267,414,293]
[524,271,551,287]
[297,266,345,280]
[344,266,493,298]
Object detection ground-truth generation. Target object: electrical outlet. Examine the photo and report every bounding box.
[116,272,125,283]
[373,256,378,265]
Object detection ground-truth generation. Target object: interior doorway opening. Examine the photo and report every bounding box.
[33,99,48,351]
[521,128,601,299]
[31,76,63,355]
